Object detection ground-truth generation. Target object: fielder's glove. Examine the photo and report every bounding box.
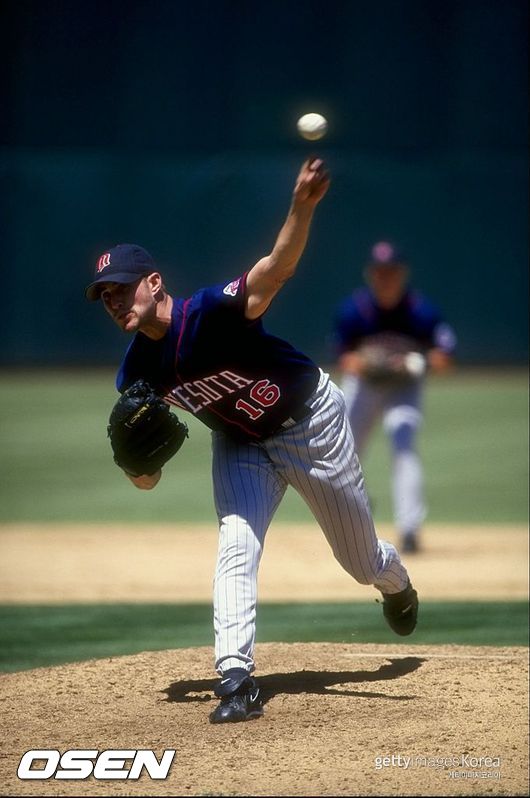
[360,344,426,385]
[107,379,188,477]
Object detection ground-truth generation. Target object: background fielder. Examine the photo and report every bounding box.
[334,241,457,553]
[86,159,419,725]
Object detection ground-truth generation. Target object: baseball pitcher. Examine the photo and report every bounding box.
[85,159,419,724]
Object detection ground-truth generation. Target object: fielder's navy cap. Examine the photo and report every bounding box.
[366,241,407,267]
[85,243,157,301]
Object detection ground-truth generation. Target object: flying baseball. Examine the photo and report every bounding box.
[297,112,328,141]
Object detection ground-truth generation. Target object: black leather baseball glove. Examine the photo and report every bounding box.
[107,379,188,477]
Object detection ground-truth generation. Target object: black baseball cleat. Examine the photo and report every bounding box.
[401,532,420,554]
[209,668,264,724]
[381,579,419,636]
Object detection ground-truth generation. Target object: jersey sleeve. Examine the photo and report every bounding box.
[116,334,162,392]
[432,321,457,353]
[199,273,249,318]
[410,293,457,353]
[116,337,146,392]
[333,295,370,355]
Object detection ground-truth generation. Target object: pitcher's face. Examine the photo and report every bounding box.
[100,276,158,333]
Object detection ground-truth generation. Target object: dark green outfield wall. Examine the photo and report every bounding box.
[1,0,527,365]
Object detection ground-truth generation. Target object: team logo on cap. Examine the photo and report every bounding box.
[223,278,241,297]
[371,241,395,262]
[97,253,111,272]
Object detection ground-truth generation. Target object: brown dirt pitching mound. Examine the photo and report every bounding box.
[1,642,528,796]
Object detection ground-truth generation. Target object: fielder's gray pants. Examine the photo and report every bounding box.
[341,374,427,539]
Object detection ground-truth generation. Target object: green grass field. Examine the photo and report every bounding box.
[0,368,528,524]
[0,601,528,673]
[0,368,528,672]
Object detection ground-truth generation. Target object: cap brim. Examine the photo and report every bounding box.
[85,273,145,301]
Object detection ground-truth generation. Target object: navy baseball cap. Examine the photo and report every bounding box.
[366,241,407,266]
[85,243,157,300]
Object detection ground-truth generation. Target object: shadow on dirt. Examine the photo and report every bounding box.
[162,656,424,704]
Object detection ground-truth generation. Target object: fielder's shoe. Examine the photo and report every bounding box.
[381,579,419,636]
[401,532,419,554]
[209,668,264,724]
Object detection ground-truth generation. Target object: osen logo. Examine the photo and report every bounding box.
[17,749,176,780]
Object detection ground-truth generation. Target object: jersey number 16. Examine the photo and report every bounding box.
[235,379,281,420]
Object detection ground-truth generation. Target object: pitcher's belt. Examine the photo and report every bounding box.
[278,401,313,431]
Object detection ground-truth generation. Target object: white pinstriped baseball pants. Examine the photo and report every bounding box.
[211,370,410,674]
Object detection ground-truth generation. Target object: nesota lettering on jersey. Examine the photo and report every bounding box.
[166,371,264,412]
[116,274,319,441]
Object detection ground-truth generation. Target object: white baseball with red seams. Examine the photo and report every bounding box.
[404,352,426,377]
[297,113,328,140]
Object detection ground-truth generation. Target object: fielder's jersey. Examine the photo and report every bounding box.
[334,287,456,356]
[117,273,320,442]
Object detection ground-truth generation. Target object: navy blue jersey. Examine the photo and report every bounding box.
[117,273,320,441]
[334,287,456,356]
